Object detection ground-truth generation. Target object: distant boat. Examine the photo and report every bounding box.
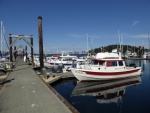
[125,50,137,58]
[48,54,78,72]
[142,52,150,59]
[71,52,142,81]
[142,33,150,59]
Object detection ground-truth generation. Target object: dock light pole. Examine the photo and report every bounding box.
[38,16,44,69]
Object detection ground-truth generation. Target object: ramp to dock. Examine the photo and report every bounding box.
[0,59,73,113]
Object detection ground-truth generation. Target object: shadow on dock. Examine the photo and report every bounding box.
[2,78,15,84]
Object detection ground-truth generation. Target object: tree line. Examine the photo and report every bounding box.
[89,44,149,56]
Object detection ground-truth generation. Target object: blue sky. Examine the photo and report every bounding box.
[0,0,150,54]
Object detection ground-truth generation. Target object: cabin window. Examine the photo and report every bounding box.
[118,61,123,66]
[58,57,62,61]
[107,61,117,66]
[107,61,112,66]
[99,61,105,66]
[112,61,117,66]
[62,58,72,61]
[69,58,72,61]
[92,60,99,65]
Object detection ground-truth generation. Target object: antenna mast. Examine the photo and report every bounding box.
[86,33,89,52]
[118,29,121,51]
[1,21,2,53]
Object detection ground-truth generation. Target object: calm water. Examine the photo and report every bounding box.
[51,60,150,113]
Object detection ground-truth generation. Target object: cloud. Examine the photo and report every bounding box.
[132,20,139,26]
[69,34,104,39]
[69,34,85,38]
[126,34,148,38]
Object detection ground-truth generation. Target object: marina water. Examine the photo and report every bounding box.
[51,60,150,113]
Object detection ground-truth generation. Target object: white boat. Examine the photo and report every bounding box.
[142,52,150,59]
[46,55,60,64]
[71,52,142,81]
[50,54,77,65]
[71,75,141,104]
[49,54,78,72]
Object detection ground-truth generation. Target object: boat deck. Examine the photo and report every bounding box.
[0,59,77,113]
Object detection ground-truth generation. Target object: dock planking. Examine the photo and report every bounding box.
[0,59,78,113]
[40,72,75,84]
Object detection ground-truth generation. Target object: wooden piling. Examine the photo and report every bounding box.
[30,35,34,67]
[14,46,17,61]
[25,46,27,62]
[38,16,44,69]
[9,34,13,62]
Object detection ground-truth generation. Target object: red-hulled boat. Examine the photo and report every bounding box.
[71,52,142,81]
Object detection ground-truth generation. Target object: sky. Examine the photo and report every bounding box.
[0,0,150,54]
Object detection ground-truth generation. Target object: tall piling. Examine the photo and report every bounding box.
[9,34,13,62]
[38,16,44,69]
[30,35,34,67]
[14,46,17,61]
[25,46,27,62]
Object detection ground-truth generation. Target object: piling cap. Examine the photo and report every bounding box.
[38,16,42,19]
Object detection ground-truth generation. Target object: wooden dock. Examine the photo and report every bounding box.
[32,65,75,84]
[0,75,7,84]
[0,59,78,113]
[40,71,74,84]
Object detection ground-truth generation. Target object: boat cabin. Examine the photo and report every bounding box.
[77,52,126,71]
[58,55,77,62]
[91,52,125,67]
[91,59,125,67]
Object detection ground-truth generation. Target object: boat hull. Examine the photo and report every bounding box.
[71,67,142,81]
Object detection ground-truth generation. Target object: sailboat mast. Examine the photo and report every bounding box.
[86,33,89,52]
[118,29,121,51]
[148,32,150,51]
[1,21,2,53]
[134,41,135,53]
[121,34,123,53]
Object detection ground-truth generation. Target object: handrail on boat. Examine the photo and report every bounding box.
[85,63,92,70]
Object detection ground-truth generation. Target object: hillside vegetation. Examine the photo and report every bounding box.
[89,44,149,56]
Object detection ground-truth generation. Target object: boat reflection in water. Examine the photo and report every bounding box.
[71,75,141,104]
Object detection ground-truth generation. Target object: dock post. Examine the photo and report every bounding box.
[22,49,24,58]
[25,46,27,62]
[30,35,34,67]
[9,34,13,62]
[139,46,141,57]
[38,16,44,70]
[14,46,17,61]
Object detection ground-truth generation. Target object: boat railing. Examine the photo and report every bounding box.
[77,63,82,69]
[84,63,92,70]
